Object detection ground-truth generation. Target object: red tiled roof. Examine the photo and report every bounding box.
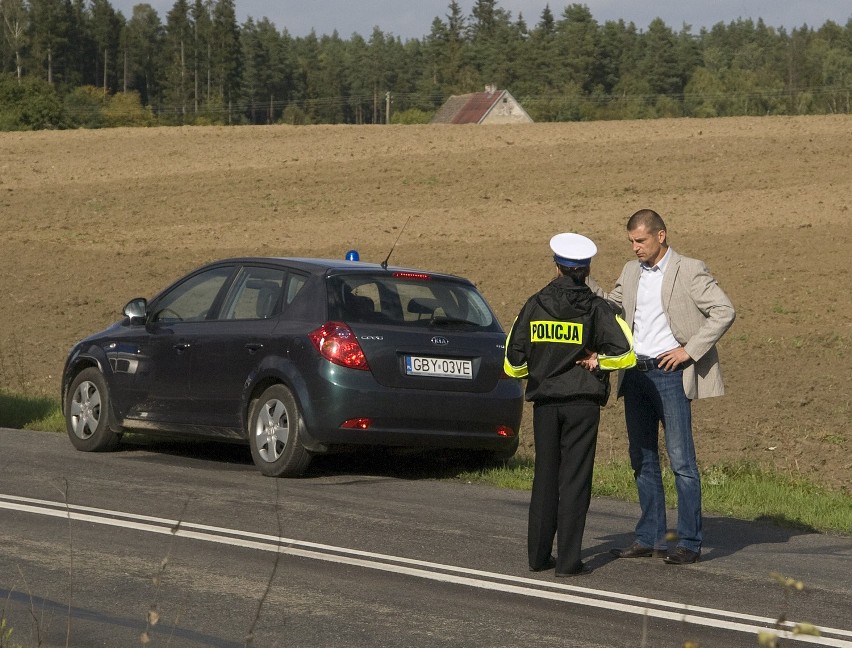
[430,95,471,124]
[431,90,505,124]
[451,90,504,124]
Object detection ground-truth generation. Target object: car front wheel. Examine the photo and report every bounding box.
[65,367,121,451]
[248,384,311,477]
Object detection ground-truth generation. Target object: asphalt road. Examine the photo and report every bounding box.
[1,427,850,648]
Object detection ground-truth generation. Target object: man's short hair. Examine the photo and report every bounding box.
[557,264,590,281]
[627,209,667,234]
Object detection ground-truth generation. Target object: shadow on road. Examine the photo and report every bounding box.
[307,447,503,481]
[584,514,822,567]
[116,434,255,470]
[700,515,821,561]
[115,434,496,480]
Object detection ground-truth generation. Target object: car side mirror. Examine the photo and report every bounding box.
[123,298,147,324]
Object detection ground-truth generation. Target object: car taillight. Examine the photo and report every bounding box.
[340,417,372,429]
[308,321,370,371]
[496,425,515,437]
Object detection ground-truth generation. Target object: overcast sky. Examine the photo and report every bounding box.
[111,0,851,38]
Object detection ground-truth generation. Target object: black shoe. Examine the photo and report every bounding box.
[529,555,557,572]
[556,563,593,578]
[610,542,663,559]
[664,546,701,565]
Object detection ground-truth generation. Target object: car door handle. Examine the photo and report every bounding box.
[173,342,191,353]
[245,343,264,353]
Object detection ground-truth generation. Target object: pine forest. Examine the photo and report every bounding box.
[1,0,851,129]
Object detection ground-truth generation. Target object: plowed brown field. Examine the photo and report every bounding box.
[1,116,849,490]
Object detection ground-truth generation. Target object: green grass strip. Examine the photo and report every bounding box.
[0,390,64,432]
[460,457,852,535]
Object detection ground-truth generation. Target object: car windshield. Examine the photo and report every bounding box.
[327,273,500,331]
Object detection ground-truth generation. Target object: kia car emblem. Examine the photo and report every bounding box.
[430,336,449,346]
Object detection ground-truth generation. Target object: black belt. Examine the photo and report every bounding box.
[634,356,659,371]
[633,356,687,371]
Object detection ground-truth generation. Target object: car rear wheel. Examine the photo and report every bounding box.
[65,368,121,451]
[489,440,519,462]
[248,384,311,477]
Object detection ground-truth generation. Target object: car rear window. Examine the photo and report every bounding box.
[327,274,500,331]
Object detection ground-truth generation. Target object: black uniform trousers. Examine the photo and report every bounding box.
[528,399,600,573]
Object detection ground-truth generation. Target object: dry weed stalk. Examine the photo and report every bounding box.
[51,478,74,648]
[758,572,821,646]
[12,565,48,647]
[244,478,289,647]
[140,498,190,646]
[0,334,29,394]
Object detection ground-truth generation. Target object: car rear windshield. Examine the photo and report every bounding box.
[327,273,501,331]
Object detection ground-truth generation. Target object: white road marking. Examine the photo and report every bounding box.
[3,493,850,646]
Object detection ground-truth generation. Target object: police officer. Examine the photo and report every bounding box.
[505,233,635,577]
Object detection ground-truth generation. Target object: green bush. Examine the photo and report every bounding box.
[391,108,433,124]
[280,103,309,125]
[0,73,62,130]
[654,94,683,118]
[104,91,155,127]
[63,85,107,128]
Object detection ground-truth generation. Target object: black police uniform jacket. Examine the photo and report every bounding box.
[504,276,634,405]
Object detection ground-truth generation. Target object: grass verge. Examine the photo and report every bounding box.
[0,390,64,432]
[459,457,852,535]
[2,390,849,534]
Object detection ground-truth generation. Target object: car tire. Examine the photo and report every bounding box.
[65,367,121,452]
[489,443,519,462]
[248,384,312,477]
[459,445,518,468]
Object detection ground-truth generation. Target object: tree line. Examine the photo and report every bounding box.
[1,0,851,129]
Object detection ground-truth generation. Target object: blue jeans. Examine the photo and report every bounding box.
[622,366,702,552]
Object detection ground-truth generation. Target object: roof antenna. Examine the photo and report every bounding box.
[381,213,414,270]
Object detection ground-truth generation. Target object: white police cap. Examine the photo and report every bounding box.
[550,232,597,267]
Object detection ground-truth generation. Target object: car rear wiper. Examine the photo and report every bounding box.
[428,316,480,328]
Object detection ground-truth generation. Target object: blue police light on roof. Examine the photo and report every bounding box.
[345,249,360,261]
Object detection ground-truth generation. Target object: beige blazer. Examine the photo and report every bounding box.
[590,249,735,400]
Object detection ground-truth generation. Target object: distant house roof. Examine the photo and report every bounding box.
[431,86,533,124]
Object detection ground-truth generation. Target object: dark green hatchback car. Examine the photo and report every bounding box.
[61,257,524,476]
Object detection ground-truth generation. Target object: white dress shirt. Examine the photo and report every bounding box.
[633,247,680,358]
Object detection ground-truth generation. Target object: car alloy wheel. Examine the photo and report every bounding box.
[255,397,290,462]
[70,379,101,440]
[248,384,311,477]
[65,367,121,452]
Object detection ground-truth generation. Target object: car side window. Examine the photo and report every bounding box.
[285,273,308,305]
[151,266,233,323]
[220,267,287,320]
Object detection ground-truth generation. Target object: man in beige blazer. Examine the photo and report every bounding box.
[591,209,735,565]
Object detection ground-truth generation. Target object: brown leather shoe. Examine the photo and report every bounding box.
[610,542,664,559]
[664,546,701,565]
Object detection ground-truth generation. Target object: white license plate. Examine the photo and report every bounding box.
[405,356,473,380]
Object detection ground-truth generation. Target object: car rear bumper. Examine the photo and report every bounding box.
[297,363,524,451]
[311,420,521,452]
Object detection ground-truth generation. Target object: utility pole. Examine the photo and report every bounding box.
[385,91,391,124]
